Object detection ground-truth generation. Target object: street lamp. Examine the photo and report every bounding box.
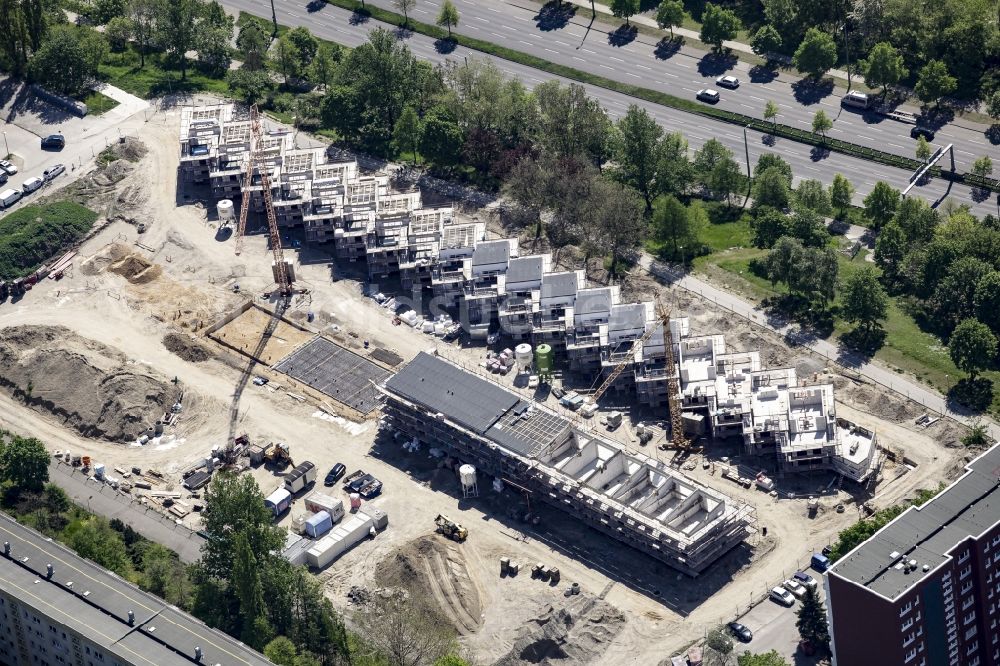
[841,22,852,91]
[2,131,8,159]
[742,124,752,207]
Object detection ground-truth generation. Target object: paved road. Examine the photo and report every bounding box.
[639,255,1000,442]
[353,0,993,173]
[49,461,206,563]
[229,0,998,216]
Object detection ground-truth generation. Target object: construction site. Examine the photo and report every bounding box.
[0,97,981,663]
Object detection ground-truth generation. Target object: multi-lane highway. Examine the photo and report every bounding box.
[227,0,999,215]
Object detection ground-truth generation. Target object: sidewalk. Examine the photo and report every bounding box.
[637,254,1000,442]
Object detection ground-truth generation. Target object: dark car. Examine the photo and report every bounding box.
[324,463,346,486]
[0,172,7,185]
[41,134,65,150]
[910,126,935,141]
[728,622,753,642]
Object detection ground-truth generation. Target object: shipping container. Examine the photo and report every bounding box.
[285,461,317,494]
[306,508,385,569]
[304,492,345,523]
[265,488,292,516]
[305,510,334,538]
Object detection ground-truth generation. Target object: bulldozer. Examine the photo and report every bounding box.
[435,514,468,542]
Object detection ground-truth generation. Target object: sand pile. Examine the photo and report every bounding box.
[494,594,625,666]
[162,333,212,363]
[0,326,179,442]
[109,253,161,284]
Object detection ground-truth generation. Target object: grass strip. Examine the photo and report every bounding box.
[324,0,999,194]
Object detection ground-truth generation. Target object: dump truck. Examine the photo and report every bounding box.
[435,514,468,542]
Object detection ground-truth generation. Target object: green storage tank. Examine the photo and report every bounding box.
[535,344,554,380]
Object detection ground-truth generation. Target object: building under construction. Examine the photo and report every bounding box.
[379,351,757,576]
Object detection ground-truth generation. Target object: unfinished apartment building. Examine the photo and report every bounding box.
[380,351,757,576]
[177,103,455,260]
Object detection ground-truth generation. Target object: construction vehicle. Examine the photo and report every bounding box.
[435,514,468,542]
[263,442,292,466]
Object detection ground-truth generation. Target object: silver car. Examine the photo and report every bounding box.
[716,75,740,89]
[43,164,65,181]
[770,586,796,606]
[697,89,721,103]
[0,160,17,175]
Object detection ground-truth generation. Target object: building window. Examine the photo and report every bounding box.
[905,647,918,663]
[966,611,978,626]
[961,565,974,581]
[967,625,979,640]
[960,550,971,564]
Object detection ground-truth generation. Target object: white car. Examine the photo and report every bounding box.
[21,176,44,194]
[43,164,65,181]
[716,75,740,89]
[696,89,721,103]
[0,160,17,175]
[770,586,796,607]
[783,579,807,598]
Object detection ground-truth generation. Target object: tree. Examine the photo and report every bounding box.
[66,518,132,577]
[974,272,1000,332]
[236,18,270,72]
[861,42,907,98]
[655,0,684,38]
[699,3,742,51]
[395,0,416,25]
[534,81,612,167]
[309,43,341,89]
[0,435,49,492]
[274,33,299,84]
[892,196,939,246]
[653,195,703,261]
[197,25,232,77]
[233,532,269,647]
[654,131,694,197]
[811,109,832,139]
[915,135,931,162]
[354,591,457,666]
[27,26,106,96]
[842,266,888,330]
[915,60,957,107]
[972,156,994,178]
[949,318,998,379]
[264,637,299,666]
[754,153,792,184]
[863,181,900,229]
[752,167,791,210]
[750,24,782,59]
[105,16,132,52]
[794,28,837,79]
[706,626,734,656]
[156,0,199,79]
[795,179,831,216]
[200,472,285,580]
[752,207,790,248]
[614,105,663,209]
[738,651,789,666]
[987,91,1000,122]
[227,68,274,105]
[610,0,640,26]
[592,181,647,276]
[930,257,993,332]
[763,99,779,129]
[420,105,463,167]
[789,206,829,247]
[392,106,422,164]
[287,26,318,70]
[829,173,854,217]
[128,0,157,67]
[436,0,459,37]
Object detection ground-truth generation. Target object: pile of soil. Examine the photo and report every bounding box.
[378,536,483,635]
[494,594,625,666]
[0,326,179,442]
[162,333,212,363]
[109,253,161,284]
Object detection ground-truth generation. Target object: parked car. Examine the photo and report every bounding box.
[0,188,22,208]
[43,164,65,181]
[793,571,818,589]
[0,160,17,175]
[41,134,65,150]
[551,386,566,399]
[696,89,721,103]
[716,75,740,89]
[0,172,7,185]
[770,586,796,607]
[910,126,935,141]
[324,463,346,486]
[728,621,753,642]
[783,579,808,598]
[21,176,44,194]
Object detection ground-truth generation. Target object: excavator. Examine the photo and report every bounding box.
[435,514,468,542]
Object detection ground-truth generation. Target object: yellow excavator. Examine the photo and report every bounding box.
[435,514,468,542]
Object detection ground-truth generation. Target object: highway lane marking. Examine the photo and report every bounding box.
[545,48,558,54]
[487,6,501,11]
[662,72,678,78]
[636,64,651,70]
[473,16,488,21]
[626,72,640,78]
[491,32,505,38]
[748,95,764,102]
[573,56,585,62]
[519,40,531,46]
[886,142,903,149]
[600,64,614,70]
[609,56,624,62]
[738,103,752,109]
[554,40,569,46]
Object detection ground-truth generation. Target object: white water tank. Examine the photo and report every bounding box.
[459,464,477,490]
[217,199,235,223]
[514,343,533,373]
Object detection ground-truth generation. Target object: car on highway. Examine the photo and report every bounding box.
[43,164,65,181]
[0,160,17,175]
[783,579,808,598]
[910,126,935,141]
[770,586,796,607]
[715,75,740,89]
[728,621,753,642]
[40,134,65,150]
[841,91,872,110]
[696,89,721,104]
[21,176,44,194]
[793,571,818,589]
[324,463,346,486]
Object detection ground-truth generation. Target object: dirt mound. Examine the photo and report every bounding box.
[0,325,180,442]
[379,536,483,635]
[109,253,162,284]
[494,595,625,666]
[162,333,212,363]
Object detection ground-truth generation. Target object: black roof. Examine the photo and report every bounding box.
[384,352,518,434]
[472,240,510,267]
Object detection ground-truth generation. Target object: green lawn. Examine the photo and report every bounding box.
[98,48,229,99]
[79,90,119,116]
[0,202,98,280]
